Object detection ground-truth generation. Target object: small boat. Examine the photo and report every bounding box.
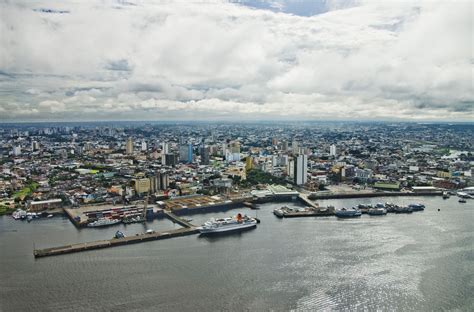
[335,207,362,218]
[114,231,125,239]
[459,198,466,203]
[12,209,27,220]
[395,206,413,214]
[273,206,287,218]
[408,203,425,211]
[442,191,449,199]
[122,215,145,224]
[47,214,54,218]
[368,207,387,215]
[183,218,193,222]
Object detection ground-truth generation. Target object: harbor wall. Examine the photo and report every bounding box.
[308,191,442,200]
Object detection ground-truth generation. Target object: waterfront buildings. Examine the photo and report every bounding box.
[0,122,471,212]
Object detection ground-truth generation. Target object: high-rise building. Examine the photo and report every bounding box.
[12,146,21,156]
[159,172,169,189]
[179,145,189,163]
[330,144,337,157]
[292,140,299,152]
[221,143,228,156]
[31,141,40,151]
[179,144,193,163]
[149,175,159,194]
[200,145,210,165]
[126,137,133,155]
[288,160,294,178]
[164,153,177,166]
[245,156,253,172]
[141,140,147,151]
[294,154,308,185]
[282,140,288,151]
[229,141,241,161]
[161,142,169,154]
[187,143,193,163]
[132,177,150,194]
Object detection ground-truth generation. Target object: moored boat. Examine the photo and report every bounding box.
[12,209,27,220]
[368,207,387,215]
[87,218,121,227]
[395,206,413,214]
[408,203,425,211]
[335,207,361,218]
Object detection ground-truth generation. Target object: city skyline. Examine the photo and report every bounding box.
[1,0,472,122]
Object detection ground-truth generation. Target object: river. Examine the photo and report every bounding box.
[0,196,472,311]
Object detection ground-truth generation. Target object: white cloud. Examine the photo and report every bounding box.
[0,0,472,121]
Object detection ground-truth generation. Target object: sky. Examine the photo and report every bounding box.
[0,0,472,122]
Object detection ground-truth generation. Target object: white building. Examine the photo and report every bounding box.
[294,154,308,185]
[161,142,169,154]
[13,146,21,156]
[330,144,337,157]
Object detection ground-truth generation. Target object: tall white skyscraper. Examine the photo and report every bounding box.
[294,154,308,185]
[161,142,169,154]
[141,140,147,151]
[330,144,337,157]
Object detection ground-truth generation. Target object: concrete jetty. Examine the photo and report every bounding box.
[34,227,199,258]
[164,211,194,228]
[298,194,319,208]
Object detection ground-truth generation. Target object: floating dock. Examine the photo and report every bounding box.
[34,227,199,258]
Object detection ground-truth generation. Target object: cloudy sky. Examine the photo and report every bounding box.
[0,0,472,122]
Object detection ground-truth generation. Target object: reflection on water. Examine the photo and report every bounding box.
[0,196,472,311]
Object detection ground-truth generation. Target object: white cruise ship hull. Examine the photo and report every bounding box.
[198,222,257,235]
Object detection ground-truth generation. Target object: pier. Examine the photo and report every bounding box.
[33,227,199,258]
[164,210,194,228]
[298,193,319,208]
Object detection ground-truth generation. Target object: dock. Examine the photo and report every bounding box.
[34,227,199,258]
[298,194,319,208]
[164,211,194,228]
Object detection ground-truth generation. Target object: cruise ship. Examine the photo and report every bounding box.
[198,213,257,234]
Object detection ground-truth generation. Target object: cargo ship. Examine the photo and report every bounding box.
[198,213,257,234]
